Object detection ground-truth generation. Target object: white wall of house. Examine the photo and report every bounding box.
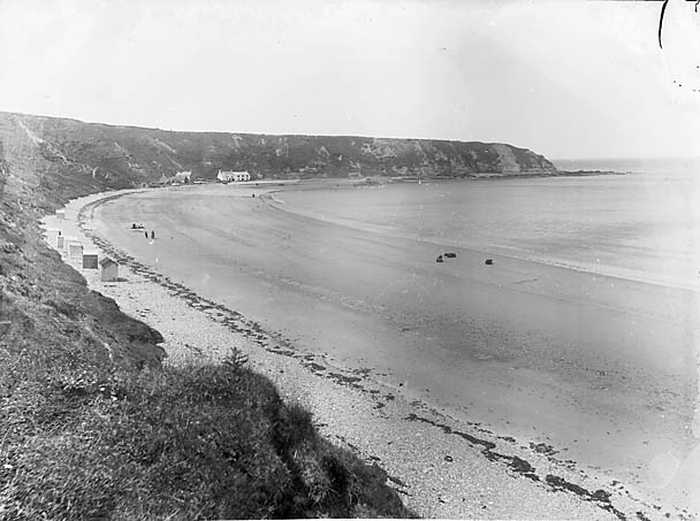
[174,171,192,182]
[217,170,251,182]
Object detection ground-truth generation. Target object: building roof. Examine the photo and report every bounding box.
[99,257,117,267]
[218,170,250,175]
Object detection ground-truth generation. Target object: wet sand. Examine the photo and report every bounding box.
[46,184,700,519]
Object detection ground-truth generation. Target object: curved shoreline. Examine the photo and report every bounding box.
[40,185,691,520]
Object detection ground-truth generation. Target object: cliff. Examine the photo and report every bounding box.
[0,111,556,195]
[0,111,414,518]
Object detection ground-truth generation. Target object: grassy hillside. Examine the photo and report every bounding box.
[0,111,556,188]
[0,113,414,519]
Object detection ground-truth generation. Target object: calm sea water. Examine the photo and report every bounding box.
[279,158,700,290]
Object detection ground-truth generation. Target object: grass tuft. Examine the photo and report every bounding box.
[0,346,414,520]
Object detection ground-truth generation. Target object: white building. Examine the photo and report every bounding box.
[217,170,251,183]
[174,171,192,183]
[158,171,192,185]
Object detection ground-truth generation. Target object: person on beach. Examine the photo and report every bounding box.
[150,230,155,240]
[144,231,148,239]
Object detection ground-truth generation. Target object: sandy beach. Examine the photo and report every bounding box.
[40,183,700,520]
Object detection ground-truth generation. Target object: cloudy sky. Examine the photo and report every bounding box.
[0,0,698,159]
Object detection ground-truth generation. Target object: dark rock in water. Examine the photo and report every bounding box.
[485,258,493,265]
[444,252,457,258]
[436,255,444,263]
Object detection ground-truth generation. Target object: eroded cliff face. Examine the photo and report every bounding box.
[0,111,556,188]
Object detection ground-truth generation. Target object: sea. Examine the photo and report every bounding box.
[277,157,700,291]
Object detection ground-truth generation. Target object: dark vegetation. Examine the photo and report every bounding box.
[0,112,414,519]
[0,111,556,187]
[1,351,409,519]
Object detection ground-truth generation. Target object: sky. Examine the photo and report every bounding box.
[0,0,699,160]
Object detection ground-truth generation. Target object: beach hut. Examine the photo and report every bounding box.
[100,257,119,282]
[82,254,98,269]
[68,242,84,261]
[46,229,61,247]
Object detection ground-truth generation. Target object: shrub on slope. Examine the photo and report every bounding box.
[0,353,410,520]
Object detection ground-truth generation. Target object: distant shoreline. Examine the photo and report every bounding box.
[555,169,629,177]
[159,168,630,190]
[386,169,628,183]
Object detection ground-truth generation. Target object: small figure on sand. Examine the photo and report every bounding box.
[436,255,444,263]
[150,230,155,240]
[144,231,148,239]
[485,258,494,265]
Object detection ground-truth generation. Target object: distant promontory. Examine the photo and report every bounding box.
[0,111,557,194]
